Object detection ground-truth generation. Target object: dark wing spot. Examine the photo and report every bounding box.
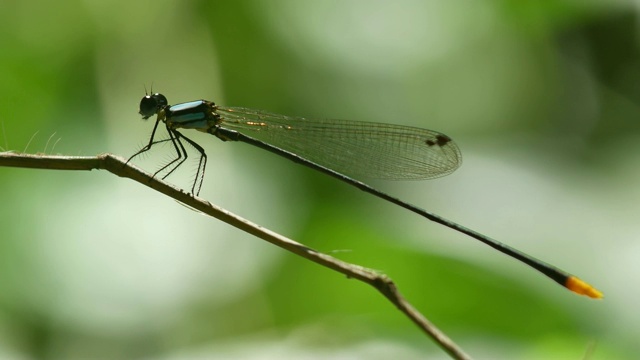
[425,134,452,147]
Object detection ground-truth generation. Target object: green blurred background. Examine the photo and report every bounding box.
[0,0,637,359]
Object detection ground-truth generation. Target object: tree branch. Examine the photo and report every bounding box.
[0,151,472,360]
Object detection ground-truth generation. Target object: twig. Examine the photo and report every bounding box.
[0,151,472,360]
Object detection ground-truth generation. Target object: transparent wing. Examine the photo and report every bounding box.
[216,106,462,180]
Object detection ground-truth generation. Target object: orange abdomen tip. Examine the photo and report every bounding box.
[566,276,603,299]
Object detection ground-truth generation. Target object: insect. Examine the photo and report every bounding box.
[128,93,601,299]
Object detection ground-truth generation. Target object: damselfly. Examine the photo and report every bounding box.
[128,93,602,299]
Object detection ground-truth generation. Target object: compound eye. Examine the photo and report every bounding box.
[138,93,168,119]
[152,93,168,107]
